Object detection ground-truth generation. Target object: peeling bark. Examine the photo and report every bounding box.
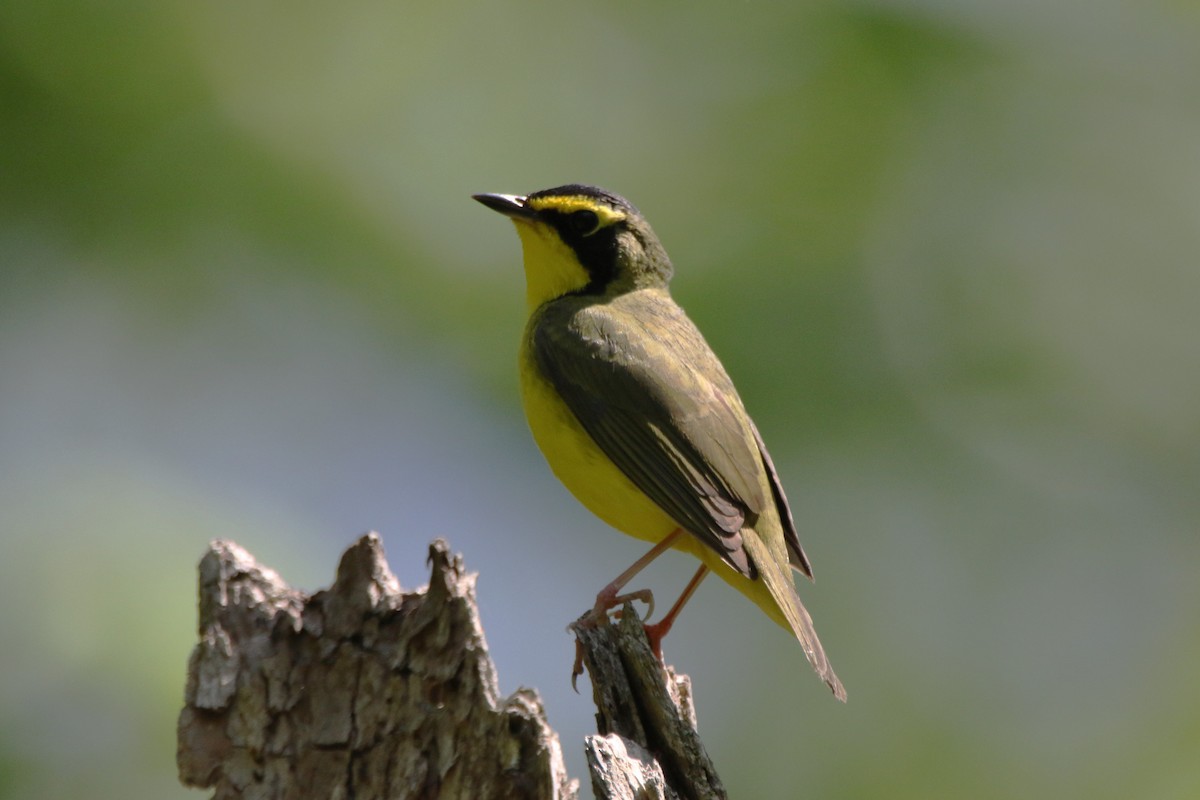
[177,536,724,800]
[177,535,576,800]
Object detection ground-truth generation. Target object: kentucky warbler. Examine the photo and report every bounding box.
[473,184,845,700]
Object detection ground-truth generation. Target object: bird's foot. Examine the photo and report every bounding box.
[581,588,655,628]
[569,589,656,691]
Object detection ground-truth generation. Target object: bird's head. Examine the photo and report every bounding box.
[474,184,673,310]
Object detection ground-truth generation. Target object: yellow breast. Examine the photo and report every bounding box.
[518,337,680,546]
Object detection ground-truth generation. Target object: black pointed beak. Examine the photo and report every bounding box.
[472,192,536,219]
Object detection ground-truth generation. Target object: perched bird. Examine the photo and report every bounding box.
[474,184,845,700]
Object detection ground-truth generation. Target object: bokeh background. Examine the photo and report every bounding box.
[2,1,1198,798]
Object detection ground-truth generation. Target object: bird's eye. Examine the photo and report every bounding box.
[567,209,601,236]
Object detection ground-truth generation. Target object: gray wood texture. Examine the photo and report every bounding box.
[177,535,722,799]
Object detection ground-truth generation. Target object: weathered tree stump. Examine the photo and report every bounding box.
[177,535,724,799]
[576,610,724,800]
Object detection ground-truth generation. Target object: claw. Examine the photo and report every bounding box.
[573,588,657,632]
[606,589,654,622]
[571,638,586,692]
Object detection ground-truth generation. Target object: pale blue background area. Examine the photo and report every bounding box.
[1,1,1198,798]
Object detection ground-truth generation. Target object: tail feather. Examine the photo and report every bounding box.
[743,533,847,701]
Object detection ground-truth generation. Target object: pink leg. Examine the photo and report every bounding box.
[644,564,709,660]
[589,528,685,621]
[571,529,685,690]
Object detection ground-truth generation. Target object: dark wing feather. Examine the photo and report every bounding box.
[532,298,769,577]
[750,422,812,578]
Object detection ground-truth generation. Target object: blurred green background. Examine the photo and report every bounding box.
[2,1,1198,798]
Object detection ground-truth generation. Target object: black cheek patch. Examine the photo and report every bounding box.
[541,211,620,295]
[569,228,620,294]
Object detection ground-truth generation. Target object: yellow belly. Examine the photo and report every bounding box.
[519,344,679,545]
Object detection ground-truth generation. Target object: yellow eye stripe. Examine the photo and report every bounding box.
[525,195,627,228]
